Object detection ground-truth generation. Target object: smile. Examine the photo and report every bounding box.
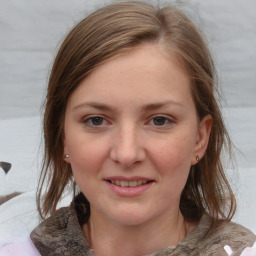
[108,180,149,187]
[104,177,154,197]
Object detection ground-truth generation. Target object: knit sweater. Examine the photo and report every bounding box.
[28,203,256,256]
[1,203,255,255]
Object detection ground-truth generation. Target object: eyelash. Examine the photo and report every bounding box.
[147,115,175,127]
[82,115,175,128]
[82,115,109,127]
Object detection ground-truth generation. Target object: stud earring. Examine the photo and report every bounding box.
[196,155,200,162]
[64,154,70,159]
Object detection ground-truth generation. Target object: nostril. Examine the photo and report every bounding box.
[0,161,12,174]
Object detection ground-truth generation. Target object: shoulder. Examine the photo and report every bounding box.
[212,220,256,255]
[30,205,91,256]
[30,206,72,251]
[190,215,256,255]
[32,206,71,235]
[216,220,255,239]
[0,237,41,256]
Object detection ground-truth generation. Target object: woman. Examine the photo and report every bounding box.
[1,1,255,255]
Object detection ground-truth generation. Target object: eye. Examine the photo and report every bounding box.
[83,116,108,127]
[152,116,168,126]
[90,116,104,126]
[148,115,174,127]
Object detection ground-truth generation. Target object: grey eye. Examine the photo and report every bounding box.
[91,117,104,126]
[153,117,167,126]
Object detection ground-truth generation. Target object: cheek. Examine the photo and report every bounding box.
[68,141,106,196]
[150,139,194,209]
[67,136,108,176]
[149,133,196,176]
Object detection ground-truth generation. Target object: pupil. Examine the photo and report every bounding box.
[92,117,103,125]
[154,117,165,125]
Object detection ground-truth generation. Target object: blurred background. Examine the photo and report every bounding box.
[0,0,255,238]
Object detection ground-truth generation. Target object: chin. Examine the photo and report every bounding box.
[107,206,154,226]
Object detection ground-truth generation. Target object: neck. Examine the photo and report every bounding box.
[83,209,190,256]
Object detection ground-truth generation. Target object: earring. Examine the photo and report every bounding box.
[64,154,70,159]
[196,155,200,162]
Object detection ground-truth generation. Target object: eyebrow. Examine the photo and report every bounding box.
[141,101,184,111]
[73,102,117,112]
[73,100,184,112]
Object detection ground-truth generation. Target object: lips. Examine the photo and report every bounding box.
[104,177,154,196]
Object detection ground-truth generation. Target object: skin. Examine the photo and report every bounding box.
[64,43,212,256]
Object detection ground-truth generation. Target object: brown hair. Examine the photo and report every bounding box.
[37,1,236,225]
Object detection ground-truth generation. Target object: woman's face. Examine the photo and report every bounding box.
[64,43,211,226]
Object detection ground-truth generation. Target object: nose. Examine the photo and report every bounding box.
[110,124,146,168]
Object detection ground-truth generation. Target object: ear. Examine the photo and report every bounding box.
[63,138,71,164]
[191,114,212,165]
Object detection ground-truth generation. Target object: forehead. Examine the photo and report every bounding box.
[67,43,192,109]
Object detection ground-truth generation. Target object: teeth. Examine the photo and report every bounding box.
[110,180,149,187]
[128,181,137,187]
[137,180,142,185]
[120,181,129,187]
